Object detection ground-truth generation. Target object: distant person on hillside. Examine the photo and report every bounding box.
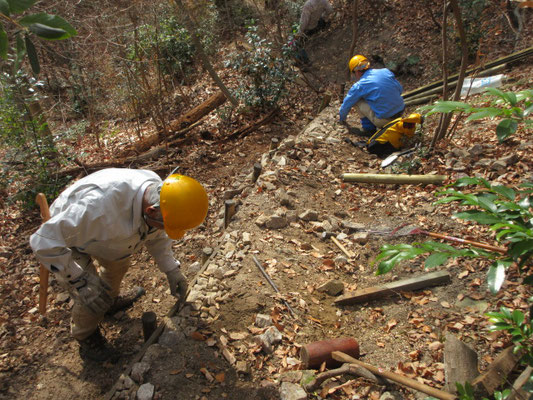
[298,0,334,37]
[291,0,333,69]
[339,55,405,135]
[30,168,208,363]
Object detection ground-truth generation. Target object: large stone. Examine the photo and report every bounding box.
[131,362,151,384]
[279,382,307,400]
[255,313,273,328]
[158,330,184,348]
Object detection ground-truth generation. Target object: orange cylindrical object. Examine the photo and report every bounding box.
[300,337,360,369]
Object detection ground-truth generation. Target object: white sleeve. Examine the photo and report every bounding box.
[145,235,180,273]
[29,207,91,282]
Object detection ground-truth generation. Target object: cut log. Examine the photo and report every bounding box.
[121,91,227,156]
[471,346,523,396]
[335,270,451,305]
[444,333,479,393]
[342,173,447,185]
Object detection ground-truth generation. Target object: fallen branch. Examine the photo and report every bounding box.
[304,363,384,392]
[223,108,278,142]
[332,351,457,400]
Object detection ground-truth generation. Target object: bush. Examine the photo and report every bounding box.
[225,23,294,110]
[127,4,218,79]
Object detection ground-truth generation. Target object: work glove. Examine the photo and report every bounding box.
[166,268,188,300]
[68,271,113,315]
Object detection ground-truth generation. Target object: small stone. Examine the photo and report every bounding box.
[265,215,288,229]
[468,144,483,156]
[299,209,319,221]
[235,361,250,374]
[317,279,344,296]
[242,232,251,246]
[353,232,369,244]
[158,330,184,348]
[255,214,269,227]
[255,326,282,354]
[136,383,155,400]
[255,313,273,328]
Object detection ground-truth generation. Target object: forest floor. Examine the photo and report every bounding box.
[1,2,532,400]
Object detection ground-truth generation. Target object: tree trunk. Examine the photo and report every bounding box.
[172,0,238,107]
[345,0,359,83]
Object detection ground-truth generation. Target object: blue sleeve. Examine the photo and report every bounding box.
[339,82,363,122]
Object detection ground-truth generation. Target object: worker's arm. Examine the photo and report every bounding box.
[145,236,187,299]
[339,82,363,122]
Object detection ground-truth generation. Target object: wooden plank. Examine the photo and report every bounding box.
[335,271,451,305]
[471,346,523,396]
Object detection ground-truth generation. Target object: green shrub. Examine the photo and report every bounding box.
[225,23,294,110]
[423,88,533,143]
[127,5,217,79]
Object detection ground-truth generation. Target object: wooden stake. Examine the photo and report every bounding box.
[331,236,354,258]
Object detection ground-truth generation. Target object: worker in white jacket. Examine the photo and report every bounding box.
[298,0,333,36]
[29,168,208,362]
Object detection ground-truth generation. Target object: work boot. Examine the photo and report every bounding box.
[349,126,375,137]
[78,329,119,363]
[106,286,145,315]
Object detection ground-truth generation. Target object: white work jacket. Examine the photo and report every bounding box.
[29,169,180,282]
[298,0,333,34]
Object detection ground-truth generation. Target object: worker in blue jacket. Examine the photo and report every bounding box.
[339,55,405,135]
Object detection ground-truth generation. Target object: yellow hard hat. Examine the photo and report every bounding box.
[159,174,208,240]
[349,55,370,73]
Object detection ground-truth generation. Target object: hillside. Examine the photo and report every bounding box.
[0,1,532,400]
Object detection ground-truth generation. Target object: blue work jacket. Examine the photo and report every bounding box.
[339,68,405,122]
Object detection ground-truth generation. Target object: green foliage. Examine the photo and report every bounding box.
[487,306,533,366]
[375,177,533,291]
[453,382,511,400]
[0,3,76,75]
[225,23,294,110]
[423,88,533,143]
[0,71,69,207]
[127,5,217,79]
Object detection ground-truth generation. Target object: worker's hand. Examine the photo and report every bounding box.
[68,272,113,315]
[166,268,188,300]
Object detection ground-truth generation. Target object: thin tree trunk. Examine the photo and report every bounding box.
[345,0,359,83]
[430,0,449,151]
[172,0,238,107]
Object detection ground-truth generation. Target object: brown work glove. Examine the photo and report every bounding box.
[166,268,188,300]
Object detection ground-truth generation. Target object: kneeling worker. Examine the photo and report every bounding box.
[30,168,209,362]
[339,55,405,135]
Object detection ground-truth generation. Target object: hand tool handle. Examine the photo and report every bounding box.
[252,255,297,318]
[36,193,51,315]
[332,351,457,400]
[425,231,507,254]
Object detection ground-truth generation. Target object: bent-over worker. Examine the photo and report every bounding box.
[298,0,334,36]
[339,55,405,135]
[29,168,208,362]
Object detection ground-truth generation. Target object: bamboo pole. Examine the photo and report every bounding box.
[341,173,447,185]
[402,46,532,99]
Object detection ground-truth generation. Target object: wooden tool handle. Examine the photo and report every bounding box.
[36,193,51,316]
[426,231,507,254]
[332,351,457,400]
